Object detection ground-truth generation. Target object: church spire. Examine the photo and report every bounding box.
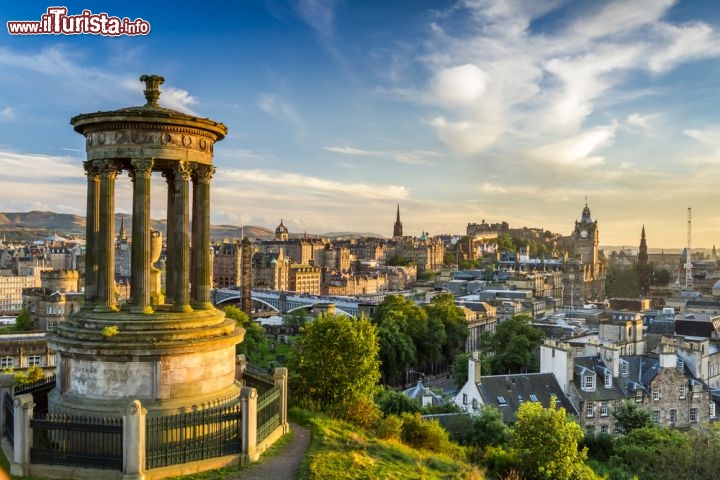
[393,204,403,238]
[638,225,650,297]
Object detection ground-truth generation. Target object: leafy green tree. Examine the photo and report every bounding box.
[374,295,443,377]
[376,311,416,385]
[283,308,310,328]
[511,398,600,480]
[14,308,32,331]
[480,314,544,374]
[425,293,468,361]
[224,305,269,363]
[605,265,640,298]
[289,313,380,412]
[610,426,689,480]
[451,353,470,388]
[651,267,671,286]
[460,405,510,450]
[375,388,423,416]
[612,400,654,434]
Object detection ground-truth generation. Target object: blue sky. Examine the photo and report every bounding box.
[1,1,720,248]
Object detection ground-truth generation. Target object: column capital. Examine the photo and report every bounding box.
[194,164,215,184]
[97,159,121,179]
[173,161,193,181]
[83,160,100,177]
[130,158,154,178]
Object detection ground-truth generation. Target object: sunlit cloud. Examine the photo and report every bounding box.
[324,145,437,165]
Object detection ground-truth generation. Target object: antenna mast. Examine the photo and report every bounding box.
[686,207,692,289]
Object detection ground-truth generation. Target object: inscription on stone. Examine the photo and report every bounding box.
[69,359,153,398]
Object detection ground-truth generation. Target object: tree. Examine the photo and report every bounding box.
[605,265,640,298]
[376,311,416,385]
[511,399,600,480]
[480,314,544,374]
[610,426,689,480]
[224,305,269,363]
[375,388,423,416]
[374,295,443,377]
[460,405,510,450]
[14,308,32,331]
[282,308,310,328]
[451,353,470,388]
[425,293,467,361]
[612,400,654,434]
[289,313,380,412]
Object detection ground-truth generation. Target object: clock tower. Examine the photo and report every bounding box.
[572,203,599,267]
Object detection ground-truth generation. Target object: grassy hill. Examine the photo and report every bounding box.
[293,409,481,480]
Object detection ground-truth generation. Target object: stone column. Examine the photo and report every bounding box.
[123,400,146,480]
[11,394,34,477]
[274,367,290,433]
[96,159,119,312]
[192,165,215,309]
[83,160,100,304]
[163,170,176,303]
[0,374,14,438]
[241,387,258,462]
[130,158,154,314]
[172,161,192,313]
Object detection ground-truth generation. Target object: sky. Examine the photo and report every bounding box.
[1,1,720,249]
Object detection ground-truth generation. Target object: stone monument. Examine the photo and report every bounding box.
[47,75,244,416]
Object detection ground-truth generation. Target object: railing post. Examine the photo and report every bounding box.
[274,367,289,434]
[240,387,257,462]
[236,354,247,381]
[10,393,34,477]
[123,399,146,480]
[0,373,15,438]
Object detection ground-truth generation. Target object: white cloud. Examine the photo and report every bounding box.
[627,113,652,129]
[220,168,408,200]
[429,116,503,155]
[684,127,720,149]
[160,87,198,115]
[433,64,488,108]
[323,145,437,165]
[480,183,506,194]
[526,125,616,168]
[0,107,14,120]
[257,93,302,126]
[296,0,337,38]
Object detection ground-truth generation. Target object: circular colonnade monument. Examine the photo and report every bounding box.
[47,75,244,416]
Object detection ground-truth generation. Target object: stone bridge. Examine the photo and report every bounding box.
[213,289,362,317]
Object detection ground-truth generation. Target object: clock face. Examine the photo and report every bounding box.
[580,230,588,238]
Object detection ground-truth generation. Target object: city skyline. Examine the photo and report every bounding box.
[1,1,720,247]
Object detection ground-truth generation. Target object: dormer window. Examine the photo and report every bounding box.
[620,361,629,376]
[635,389,643,402]
[604,372,612,388]
[582,373,596,392]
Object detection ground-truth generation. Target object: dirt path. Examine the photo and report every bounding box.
[228,422,310,480]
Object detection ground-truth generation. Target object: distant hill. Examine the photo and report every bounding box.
[0,211,274,242]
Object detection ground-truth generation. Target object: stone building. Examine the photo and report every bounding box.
[288,264,321,295]
[212,241,242,288]
[23,270,82,331]
[564,203,607,306]
[0,275,37,314]
[252,250,289,291]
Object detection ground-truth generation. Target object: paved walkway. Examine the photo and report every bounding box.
[229,422,310,480]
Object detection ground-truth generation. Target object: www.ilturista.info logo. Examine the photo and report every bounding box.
[7,7,150,36]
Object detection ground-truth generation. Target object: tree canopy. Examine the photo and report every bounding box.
[611,400,654,434]
[224,305,269,363]
[479,314,544,374]
[289,313,380,412]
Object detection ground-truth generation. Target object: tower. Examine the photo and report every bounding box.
[275,219,289,241]
[571,203,599,267]
[393,204,403,238]
[241,236,253,316]
[565,202,606,304]
[47,75,244,417]
[637,225,650,297]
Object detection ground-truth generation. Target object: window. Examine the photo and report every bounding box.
[620,362,629,376]
[679,384,686,399]
[600,425,609,434]
[27,355,41,367]
[669,409,677,424]
[600,401,609,416]
[586,425,595,434]
[635,389,643,402]
[604,372,612,388]
[711,403,716,419]
[583,374,596,391]
[652,410,660,423]
[46,321,56,331]
[462,393,467,405]
[0,357,12,369]
[529,394,538,402]
[653,388,661,401]
[586,402,594,418]
[472,399,478,410]
[497,396,507,405]
[690,407,698,423]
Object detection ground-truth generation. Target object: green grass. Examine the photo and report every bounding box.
[291,408,483,480]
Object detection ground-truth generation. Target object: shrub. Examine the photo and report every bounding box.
[375,414,403,440]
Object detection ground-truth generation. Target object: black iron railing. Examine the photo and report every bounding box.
[257,385,281,443]
[30,414,123,471]
[3,392,13,444]
[145,402,242,469]
[243,365,275,395]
